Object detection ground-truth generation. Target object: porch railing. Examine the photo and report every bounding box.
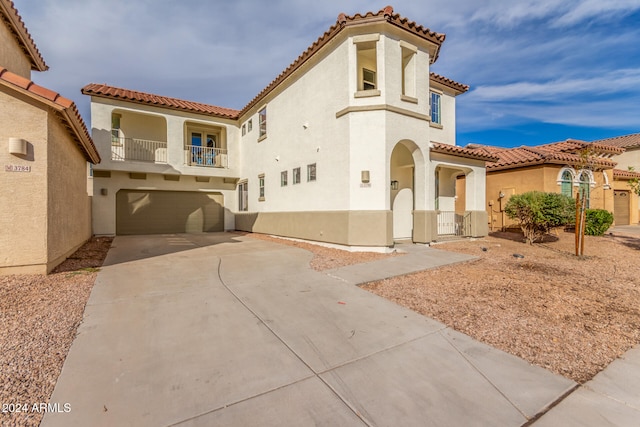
[437,211,471,236]
[185,145,228,168]
[111,137,167,163]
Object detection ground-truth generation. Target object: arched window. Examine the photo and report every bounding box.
[560,170,573,197]
[578,170,591,208]
[557,166,576,198]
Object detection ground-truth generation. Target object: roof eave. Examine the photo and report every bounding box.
[82,86,240,121]
[0,0,48,71]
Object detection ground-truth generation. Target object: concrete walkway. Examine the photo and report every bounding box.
[43,233,577,426]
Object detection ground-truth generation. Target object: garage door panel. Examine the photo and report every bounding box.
[116,190,224,235]
[614,190,630,226]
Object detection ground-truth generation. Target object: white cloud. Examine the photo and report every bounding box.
[470,69,640,101]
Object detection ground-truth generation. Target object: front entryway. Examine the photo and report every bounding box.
[390,143,415,240]
[116,190,224,235]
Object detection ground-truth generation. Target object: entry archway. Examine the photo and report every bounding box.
[390,142,417,240]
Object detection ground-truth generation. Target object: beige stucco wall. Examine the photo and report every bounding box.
[612,148,640,171]
[235,210,393,247]
[0,89,48,274]
[46,113,92,271]
[486,165,616,231]
[0,20,32,78]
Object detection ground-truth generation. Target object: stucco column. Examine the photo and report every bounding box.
[465,167,486,210]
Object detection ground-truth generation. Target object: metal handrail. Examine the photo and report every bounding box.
[111,137,167,163]
[185,145,228,168]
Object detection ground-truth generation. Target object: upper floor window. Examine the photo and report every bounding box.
[258,107,267,139]
[242,124,246,136]
[248,119,253,132]
[401,42,417,98]
[281,171,288,187]
[307,163,316,182]
[354,35,379,94]
[362,69,376,90]
[111,113,121,142]
[430,92,441,125]
[293,167,301,184]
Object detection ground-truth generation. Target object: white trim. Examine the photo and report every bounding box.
[578,169,596,187]
[602,171,611,190]
[556,166,576,185]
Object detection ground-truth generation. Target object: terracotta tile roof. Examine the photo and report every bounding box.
[0,66,99,163]
[613,168,640,180]
[81,83,241,119]
[0,0,48,71]
[593,133,640,149]
[537,139,624,155]
[477,143,618,171]
[241,6,446,115]
[430,142,499,162]
[430,72,469,94]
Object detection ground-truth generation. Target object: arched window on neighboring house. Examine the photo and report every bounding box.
[560,169,573,197]
[557,166,576,198]
[578,170,592,208]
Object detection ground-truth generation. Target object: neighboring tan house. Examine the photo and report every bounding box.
[467,140,624,231]
[83,6,496,248]
[593,133,640,225]
[0,0,100,275]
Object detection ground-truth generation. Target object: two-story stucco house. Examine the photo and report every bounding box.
[84,6,495,248]
[0,0,100,275]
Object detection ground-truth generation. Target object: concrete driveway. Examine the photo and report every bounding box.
[42,233,575,426]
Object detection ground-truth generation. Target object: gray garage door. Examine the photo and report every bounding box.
[116,190,224,235]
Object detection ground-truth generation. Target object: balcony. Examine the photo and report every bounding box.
[111,137,167,163]
[185,145,228,168]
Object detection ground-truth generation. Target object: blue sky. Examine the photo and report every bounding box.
[14,0,640,148]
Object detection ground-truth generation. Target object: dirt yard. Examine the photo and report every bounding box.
[0,237,112,427]
[362,230,640,384]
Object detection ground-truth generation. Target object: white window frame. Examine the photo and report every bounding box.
[307,163,316,182]
[238,181,248,211]
[258,174,265,201]
[258,107,267,139]
[293,167,301,185]
[281,170,288,187]
[430,91,442,125]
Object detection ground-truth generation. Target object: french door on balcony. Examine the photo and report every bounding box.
[190,132,218,166]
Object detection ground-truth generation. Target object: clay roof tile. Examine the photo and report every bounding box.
[81,83,241,119]
[0,67,99,162]
[593,133,640,149]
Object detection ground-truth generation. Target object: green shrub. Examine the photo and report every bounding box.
[504,191,575,244]
[585,209,614,236]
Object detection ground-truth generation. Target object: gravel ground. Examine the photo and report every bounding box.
[246,233,399,270]
[363,230,640,384]
[0,237,112,427]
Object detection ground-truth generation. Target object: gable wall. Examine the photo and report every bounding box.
[0,19,32,78]
[46,113,92,271]
[0,88,48,273]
